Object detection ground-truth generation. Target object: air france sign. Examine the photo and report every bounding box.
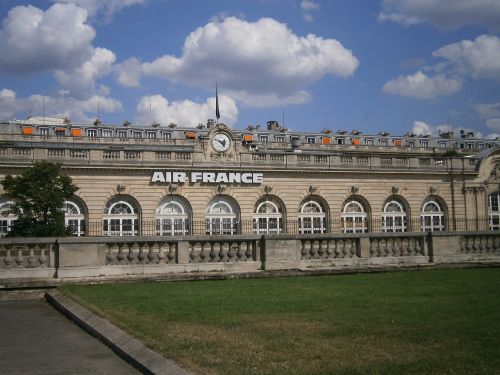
[151,171,263,184]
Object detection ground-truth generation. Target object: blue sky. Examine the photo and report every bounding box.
[0,0,499,138]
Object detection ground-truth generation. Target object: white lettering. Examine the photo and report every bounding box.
[203,172,216,183]
[151,171,165,183]
[215,173,228,183]
[253,173,263,184]
[228,173,241,183]
[173,172,186,183]
[241,173,253,183]
[191,172,202,183]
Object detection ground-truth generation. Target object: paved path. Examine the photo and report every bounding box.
[0,300,140,375]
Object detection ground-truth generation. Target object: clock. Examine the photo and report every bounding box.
[212,133,231,152]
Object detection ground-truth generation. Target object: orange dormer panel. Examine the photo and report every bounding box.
[185,131,196,139]
[22,127,33,135]
[352,138,361,145]
[71,128,82,137]
[243,134,254,142]
[394,139,402,147]
[322,137,331,145]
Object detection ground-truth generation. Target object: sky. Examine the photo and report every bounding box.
[0,0,499,138]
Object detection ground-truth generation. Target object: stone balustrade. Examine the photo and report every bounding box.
[1,231,500,281]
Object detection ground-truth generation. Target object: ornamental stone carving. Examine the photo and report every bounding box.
[391,186,399,195]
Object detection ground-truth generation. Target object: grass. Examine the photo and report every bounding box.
[61,268,500,375]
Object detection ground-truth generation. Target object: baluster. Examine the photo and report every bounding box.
[386,239,393,257]
[472,237,479,253]
[326,240,334,258]
[106,243,116,265]
[218,241,226,262]
[158,242,166,263]
[379,239,387,257]
[351,239,358,258]
[459,237,466,253]
[479,236,486,253]
[309,241,318,259]
[117,243,126,263]
[414,239,422,255]
[147,242,156,263]
[337,239,345,258]
[4,245,13,267]
[167,243,176,263]
[209,242,219,262]
[137,242,146,263]
[318,241,327,259]
[15,245,24,267]
[127,242,137,264]
[38,244,47,267]
[225,242,234,261]
[369,239,377,257]
[494,236,500,252]
[189,242,200,263]
[486,236,493,253]
[302,241,311,259]
[200,242,209,262]
[239,242,248,261]
[393,239,401,256]
[401,239,408,256]
[27,245,36,268]
[245,242,254,260]
[236,242,245,260]
[344,239,352,258]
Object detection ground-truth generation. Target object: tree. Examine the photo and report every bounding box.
[1,161,79,237]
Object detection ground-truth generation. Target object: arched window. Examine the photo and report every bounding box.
[103,197,140,236]
[64,200,86,236]
[0,197,17,237]
[206,196,239,235]
[253,199,283,234]
[341,200,368,233]
[298,199,327,234]
[156,196,190,236]
[488,191,500,230]
[382,200,407,232]
[421,199,445,232]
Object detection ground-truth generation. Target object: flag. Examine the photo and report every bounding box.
[216,83,220,121]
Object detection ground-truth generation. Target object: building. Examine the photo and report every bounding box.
[1,116,500,239]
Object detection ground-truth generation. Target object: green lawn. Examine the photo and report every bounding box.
[61,268,500,375]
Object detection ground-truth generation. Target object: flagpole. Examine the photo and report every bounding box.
[216,82,220,124]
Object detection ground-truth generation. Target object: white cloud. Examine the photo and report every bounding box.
[51,0,145,19]
[411,120,483,138]
[135,95,238,127]
[379,0,500,31]
[433,35,500,81]
[486,118,500,131]
[55,47,116,98]
[116,17,359,107]
[0,89,122,123]
[0,3,95,74]
[301,0,320,11]
[474,102,500,119]
[382,71,462,99]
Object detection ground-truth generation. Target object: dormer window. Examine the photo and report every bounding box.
[420,141,429,148]
[380,139,388,147]
[275,135,285,143]
[161,132,171,139]
[101,129,112,138]
[87,129,97,138]
[133,131,142,139]
[39,127,49,136]
[259,135,269,142]
[306,136,316,144]
[146,131,157,139]
[118,130,127,139]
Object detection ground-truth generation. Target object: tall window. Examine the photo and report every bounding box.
[103,197,139,236]
[488,192,500,230]
[156,196,190,236]
[0,197,17,237]
[421,199,445,231]
[64,200,86,236]
[341,200,368,233]
[253,199,283,234]
[382,200,407,232]
[298,199,327,234]
[206,197,239,235]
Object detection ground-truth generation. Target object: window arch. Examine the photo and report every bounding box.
[0,197,17,237]
[298,198,327,234]
[382,199,408,232]
[64,199,86,236]
[341,200,368,233]
[156,196,191,236]
[206,196,240,235]
[253,198,284,234]
[103,196,140,236]
[488,191,500,230]
[421,199,445,232]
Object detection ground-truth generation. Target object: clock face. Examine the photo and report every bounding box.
[212,133,231,152]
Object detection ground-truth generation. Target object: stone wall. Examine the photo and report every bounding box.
[1,232,500,281]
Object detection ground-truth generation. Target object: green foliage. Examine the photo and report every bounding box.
[1,161,78,237]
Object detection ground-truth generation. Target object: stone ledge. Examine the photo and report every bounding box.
[45,290,192,375]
